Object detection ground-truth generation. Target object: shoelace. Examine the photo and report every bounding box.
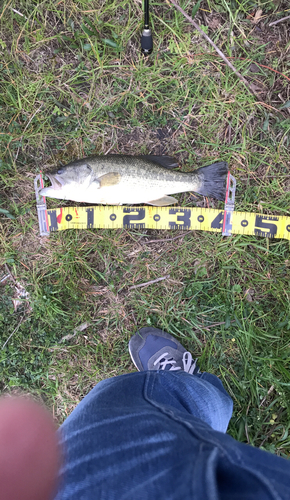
[153,351,198,374]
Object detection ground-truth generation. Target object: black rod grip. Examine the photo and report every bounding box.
[141,28,153,55]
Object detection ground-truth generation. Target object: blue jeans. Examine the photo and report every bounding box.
[55,371,290,500]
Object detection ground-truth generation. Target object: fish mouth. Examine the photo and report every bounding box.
[46,173,65,190]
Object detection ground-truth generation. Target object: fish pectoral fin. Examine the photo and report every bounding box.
[139,155,179,169]
[98,172,121,187]
[147,195,178,206]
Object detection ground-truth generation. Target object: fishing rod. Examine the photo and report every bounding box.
[141,0,153,55]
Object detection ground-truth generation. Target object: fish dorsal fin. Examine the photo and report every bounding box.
[147,195,178,206]
[139,155,179,169]
[97,172,121,187]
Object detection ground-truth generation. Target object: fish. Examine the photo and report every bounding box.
[40,155,228,206]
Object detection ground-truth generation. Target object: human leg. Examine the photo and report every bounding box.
[55,328,290,500]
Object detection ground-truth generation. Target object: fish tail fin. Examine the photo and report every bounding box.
[194,162,228,201]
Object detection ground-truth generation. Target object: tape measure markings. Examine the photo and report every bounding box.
[34,173,290,240]
[232,212,290,240]
[44,205,290,241]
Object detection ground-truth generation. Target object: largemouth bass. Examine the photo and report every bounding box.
[40,155,228,206]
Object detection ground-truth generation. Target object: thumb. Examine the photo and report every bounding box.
[0,397,60,500]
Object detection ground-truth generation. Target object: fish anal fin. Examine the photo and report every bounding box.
[98,172,121,187]
[147,195,178,206]
[140,155,179,169]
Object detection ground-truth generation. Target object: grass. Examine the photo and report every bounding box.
[1,0,290,456]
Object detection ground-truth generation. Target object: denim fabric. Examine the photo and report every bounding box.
[55,371,290,500]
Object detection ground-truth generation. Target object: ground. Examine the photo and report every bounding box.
[0,0,290,456]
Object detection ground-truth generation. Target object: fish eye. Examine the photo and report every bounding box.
[57,168,64,174]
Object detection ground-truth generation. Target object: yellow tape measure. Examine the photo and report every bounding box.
[34,174,290,240]
[43,205,290,240]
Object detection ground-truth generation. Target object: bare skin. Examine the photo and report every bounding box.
[0,397,59,500]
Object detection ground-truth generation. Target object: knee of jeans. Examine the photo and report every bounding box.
[199,373,232,400]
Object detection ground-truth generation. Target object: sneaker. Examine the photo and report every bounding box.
[129,327,199,374]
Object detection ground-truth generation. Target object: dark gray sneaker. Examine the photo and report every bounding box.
[129,327,199,374]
